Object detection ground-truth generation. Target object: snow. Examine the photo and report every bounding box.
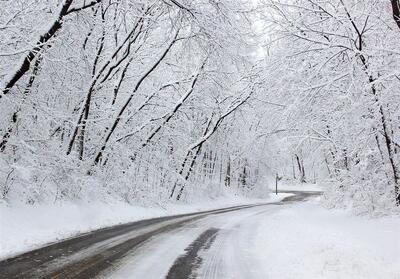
[246,198,400,279]
[269,181,323,192]
[101,221,206,279]
[101,203,277,279]
[103,197,400,279]
[2,188,399,278]
[0,193,291,260]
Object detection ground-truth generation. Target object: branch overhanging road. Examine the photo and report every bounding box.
[0,191,321,279]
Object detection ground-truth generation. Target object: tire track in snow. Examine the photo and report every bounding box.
[198,208,277,279]
[166,228,219,279]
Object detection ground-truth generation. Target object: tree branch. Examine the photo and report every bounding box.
[66,0,103,14]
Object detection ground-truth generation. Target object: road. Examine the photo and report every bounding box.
[0,191,320,279]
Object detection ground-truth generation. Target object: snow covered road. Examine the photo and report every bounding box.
[0,193,306,278]
[2,191,399,279]
[102,201,290,279]
[101,190,400,279]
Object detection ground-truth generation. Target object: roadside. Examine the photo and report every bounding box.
[0,192,292,260]
[243,198,400,278]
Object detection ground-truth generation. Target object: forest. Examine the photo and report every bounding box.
[1,0,399,215]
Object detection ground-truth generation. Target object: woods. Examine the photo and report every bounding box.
[0,0,399,214]
[0,0,264,205]
[259,0,400,212]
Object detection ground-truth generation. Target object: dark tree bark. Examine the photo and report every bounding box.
[77,6,107,160]
[0,55,43,152]
[389,0,400,204]
[1,0,103,97]
[176,142,207,200]
[379,106,400,205]
[391,0,400,30]
[1,0,73,96]
[170,114,213,199]
[174,90,254,200]
[67,16,146,156]
[341,0,400,205]
[91,32,179,166]
[138,57,206,155]
[295,154,306,183]
[225,157,231,187]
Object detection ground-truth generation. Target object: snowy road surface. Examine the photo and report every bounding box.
[2,191,399,279]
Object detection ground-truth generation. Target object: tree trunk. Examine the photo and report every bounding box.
[67,16,146,156]
[0,55,43,151]
[340,2,400,205]
[295,154,306,183]
[169,114,213,199]
[1,0,74,96]
[92,32,179,166]
[225,157,231,187]
[391,0,400,29]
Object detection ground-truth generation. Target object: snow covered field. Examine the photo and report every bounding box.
[103,197,400,279]
[0,193,291,260]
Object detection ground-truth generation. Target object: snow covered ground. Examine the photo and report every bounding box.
[269,181,323,192]
[246,198,400,279]
[2,186,399,279]
[102,197,400,279]
[0,193,291,260]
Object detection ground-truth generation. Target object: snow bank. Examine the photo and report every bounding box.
[252,199,400,278]
[0,193,291,260]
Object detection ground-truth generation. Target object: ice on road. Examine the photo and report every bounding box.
[102,197,400,279]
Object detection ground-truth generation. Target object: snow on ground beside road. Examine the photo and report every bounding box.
[248,198,400,279]
[0,192,292,259]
